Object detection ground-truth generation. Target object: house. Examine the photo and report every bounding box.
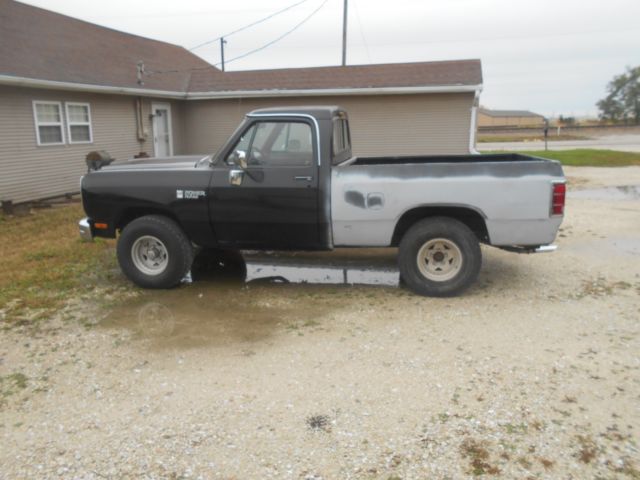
[478,108,545,129]
[0,0,483,205]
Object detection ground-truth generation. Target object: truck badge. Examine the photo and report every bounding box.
[177,189,205,199]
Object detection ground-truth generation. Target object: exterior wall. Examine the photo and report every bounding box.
[183,93,475,157]
[0,86,185,203]
[478,113,546,128]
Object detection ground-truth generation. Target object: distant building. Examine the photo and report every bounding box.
[478,108,545,128]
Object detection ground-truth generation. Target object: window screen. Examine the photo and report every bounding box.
[66,103,93,143]
[33,102,64,145]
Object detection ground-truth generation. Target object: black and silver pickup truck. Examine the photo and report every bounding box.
[79,106,566,296]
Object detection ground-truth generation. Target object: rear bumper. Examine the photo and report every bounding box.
[79,217,93,242]
[498,244,557,254]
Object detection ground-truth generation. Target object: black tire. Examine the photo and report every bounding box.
[398,217,481,297]
[117,215,194,289]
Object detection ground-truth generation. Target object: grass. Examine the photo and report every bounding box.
[0,203,117,325]
[486,149,640,167]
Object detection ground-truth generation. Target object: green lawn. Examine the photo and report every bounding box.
[487,149,640,167]
[0,204,120,325]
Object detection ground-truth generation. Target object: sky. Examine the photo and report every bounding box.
[20,0,640,117]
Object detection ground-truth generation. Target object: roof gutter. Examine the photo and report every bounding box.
[0,75,185,99]
[186,84,483,100]
[0,74,483,100]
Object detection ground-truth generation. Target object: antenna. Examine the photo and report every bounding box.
[341,0,348,66]
[136,61,145,85]
[220,37,227,72]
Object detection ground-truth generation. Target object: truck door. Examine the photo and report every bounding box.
[208,118,320,249]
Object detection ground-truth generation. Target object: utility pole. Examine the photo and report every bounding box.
[341,0,348,66]
[220,37,227,72]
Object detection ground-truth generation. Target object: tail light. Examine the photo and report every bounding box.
[551,182,566,216]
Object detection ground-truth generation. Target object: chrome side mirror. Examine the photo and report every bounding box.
[234,150,248,170]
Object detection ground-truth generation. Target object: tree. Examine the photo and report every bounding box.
[597,66,640,124]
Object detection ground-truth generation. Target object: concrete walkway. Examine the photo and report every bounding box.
[478,134,640,153]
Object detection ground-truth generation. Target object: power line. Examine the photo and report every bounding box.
[140,0,329,78]
[214,0,330,67]
[188,0,313,51]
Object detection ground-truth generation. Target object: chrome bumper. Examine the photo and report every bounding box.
[533,245,557,253]
[79,218,93,242]
[498,244,558,254]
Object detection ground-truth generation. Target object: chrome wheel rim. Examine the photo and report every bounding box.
[416,238,463,282]
[131,235,169,276]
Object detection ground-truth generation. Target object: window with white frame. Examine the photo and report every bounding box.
[33,101,65,145]
[65,103,93,143]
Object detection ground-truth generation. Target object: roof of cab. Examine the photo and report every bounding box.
[247,106,344,120]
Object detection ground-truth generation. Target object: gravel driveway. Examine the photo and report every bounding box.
[1,167,639,479]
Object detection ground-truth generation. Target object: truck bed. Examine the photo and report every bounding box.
[352,153,546,165]
[331,153,564,248]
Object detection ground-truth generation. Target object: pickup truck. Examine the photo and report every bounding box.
[79,106,566,296]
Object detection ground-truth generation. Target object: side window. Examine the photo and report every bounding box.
[65,103,93,144]
[33,101,65,145]
[227,121,314,167]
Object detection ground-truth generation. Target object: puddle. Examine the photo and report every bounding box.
[100,249,400,348]
[190,248,400,287]
[568,185,640,201]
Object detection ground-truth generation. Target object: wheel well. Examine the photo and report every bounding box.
[391,206,489,246]
[116,208,181,233]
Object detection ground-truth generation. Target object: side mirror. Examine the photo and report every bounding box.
[234,150,248,170]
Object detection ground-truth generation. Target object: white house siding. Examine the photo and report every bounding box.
[0,86,185,204]
[182,92,475,157]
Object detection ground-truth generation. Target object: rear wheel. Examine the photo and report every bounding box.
[117,215,193,289]
[398,217,481,297]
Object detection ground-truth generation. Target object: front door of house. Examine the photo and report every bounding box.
[152,103,172,157]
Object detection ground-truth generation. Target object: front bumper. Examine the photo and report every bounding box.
[79,217,93,242]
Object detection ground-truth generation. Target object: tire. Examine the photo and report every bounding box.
[117,215,194,289]
[398,217,481,297]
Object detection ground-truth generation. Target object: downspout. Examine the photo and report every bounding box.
[135,97,148,151]
[469,88,481,154]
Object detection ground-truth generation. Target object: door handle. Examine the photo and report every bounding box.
[294,176,312,181]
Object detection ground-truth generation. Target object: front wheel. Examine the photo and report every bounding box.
[117,215,193,289]
[398,217,482,297]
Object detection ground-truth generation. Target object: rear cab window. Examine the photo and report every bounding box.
[332,114,352,165]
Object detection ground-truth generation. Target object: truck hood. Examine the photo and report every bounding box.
[100,155,212,172]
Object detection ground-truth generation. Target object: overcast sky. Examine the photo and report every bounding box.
[21,0,640,117]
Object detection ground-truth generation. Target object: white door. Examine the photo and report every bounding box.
[152,103,173,157]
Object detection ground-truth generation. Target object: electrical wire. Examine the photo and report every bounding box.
[352,0,372,64]
[144,0,329,76]
[188,0,313,51]
[214,0,330,67]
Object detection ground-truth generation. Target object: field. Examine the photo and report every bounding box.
[487,149,640,167]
